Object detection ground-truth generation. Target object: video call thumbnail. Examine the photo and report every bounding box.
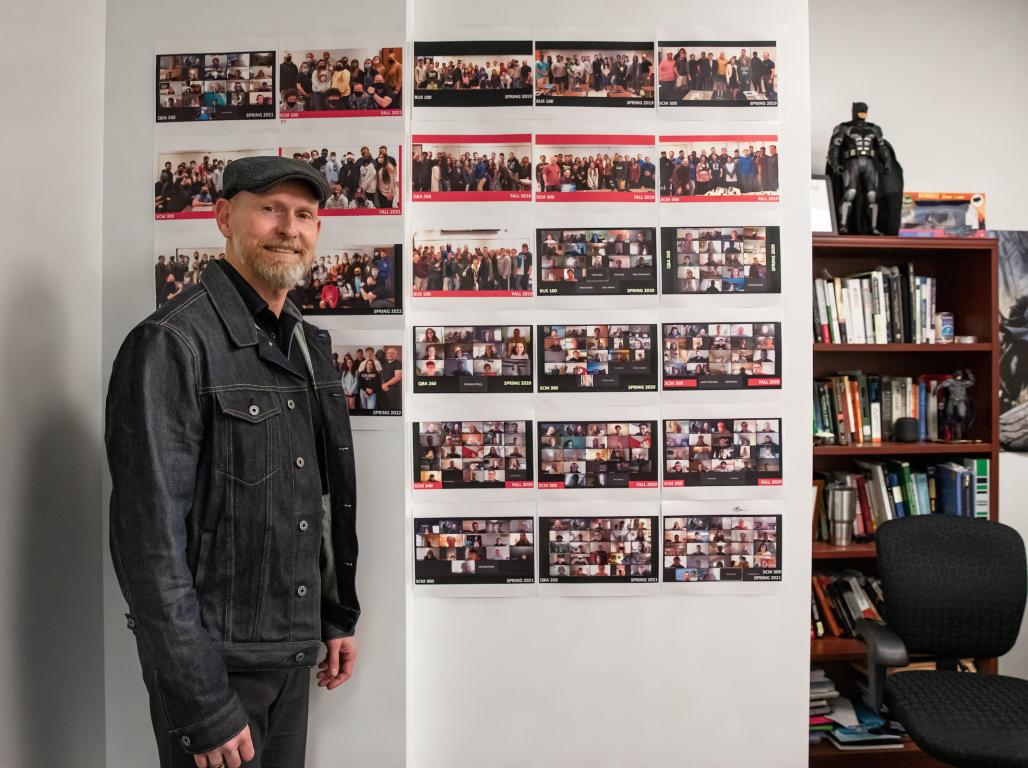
[414,421,534,490]
[663,419,782,486]
[156,51,276,122]
[414,517,535,585]
[413,40,534,107]
[538,227,657,296]
[662,322,781,390]
[663,515,781,582]
[534,41,655,108]
[537,324,658,393]
[657,42,778,108]
[539,517,659,583]
[413,326,533,394]
[538,421,658,489]
[660,226,780,295]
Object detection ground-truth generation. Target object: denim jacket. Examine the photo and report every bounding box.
[105,264,359,754]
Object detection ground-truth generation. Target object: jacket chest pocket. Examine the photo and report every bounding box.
[215,389,283,486]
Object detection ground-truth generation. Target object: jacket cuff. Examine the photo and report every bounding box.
[323,619,355,640]
[322,598,360,637]
[171,694,249,755]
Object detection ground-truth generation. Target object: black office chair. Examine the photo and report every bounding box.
[857,515,1028,767]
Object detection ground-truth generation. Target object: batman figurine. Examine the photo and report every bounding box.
[827,102,895,235]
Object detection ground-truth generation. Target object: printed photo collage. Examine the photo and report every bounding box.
[412,510,783,587]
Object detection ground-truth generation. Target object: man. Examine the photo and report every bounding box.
[107,157,359,768]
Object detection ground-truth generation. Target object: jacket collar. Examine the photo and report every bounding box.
[201,262,259,347]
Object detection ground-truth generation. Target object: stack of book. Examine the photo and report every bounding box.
[813,371,960,445]
[813,264,937,344]
[811,570,883,640]
[809,665,839,744]
[812,458,990,541]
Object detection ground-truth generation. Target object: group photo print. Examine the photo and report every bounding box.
[662,321,781,390]
[414,421,534,490]
[154,148,273,219]
[539,516,659,583]
[331,341,403,418]
[534,41,654,108]
[278,47,403,117]
[412,229,533,297]
[657,42,778,108]
[281,144,400,213]
[538,227,656,296]
[537,420,658,489]
[156,51,276,122]
[413,40,534,107]
[414,517,536,585]
[535,135,656,202]
[663,515,781,582]
[537,323,658,393]
[413,325,533,393]
[153,247,223,308]
[659,136,781,202]
[288,244,401,315]
[660,226,781,295]
[663,418,783,487]
[411,135,533,200]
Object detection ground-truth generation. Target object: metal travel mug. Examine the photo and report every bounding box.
[827,484,857,547]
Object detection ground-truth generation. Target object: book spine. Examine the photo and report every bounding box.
[871,270,888,343]
[918,381,927,441]
[825,279,841,343]
[814,279,829,343]
[861,278,875,344]
[834,277,849,343]
[846,279,866,344]
[869,376,882,444]
[963,458,991,519]
[881,376,893,440]
[929,276,937,343]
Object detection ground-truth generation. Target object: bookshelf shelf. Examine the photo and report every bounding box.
[813,441,994,457]
[812,343,991,353]
[810,738,943,768]
[811,636,866,663]
[812,541,877,560]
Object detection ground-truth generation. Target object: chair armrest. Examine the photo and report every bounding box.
[856,620,909,715]
[856,619,910,667]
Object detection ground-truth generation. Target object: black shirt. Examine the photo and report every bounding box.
[215,258,328,492]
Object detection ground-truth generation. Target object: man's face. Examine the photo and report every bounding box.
[215,181,320,291]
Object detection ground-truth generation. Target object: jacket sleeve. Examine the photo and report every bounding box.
[106,321,247,754]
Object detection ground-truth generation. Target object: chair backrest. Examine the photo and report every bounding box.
[876,515,1027,659]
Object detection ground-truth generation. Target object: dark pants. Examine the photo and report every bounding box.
[148,668,311,768]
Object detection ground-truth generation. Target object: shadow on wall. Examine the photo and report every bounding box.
[7,275,106,768]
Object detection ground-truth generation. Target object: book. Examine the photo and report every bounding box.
[963,458,991,519]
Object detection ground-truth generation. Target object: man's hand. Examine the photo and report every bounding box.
[193,725,254,768]
[317,636,358,690]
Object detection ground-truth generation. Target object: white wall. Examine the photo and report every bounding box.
[0,2,107,767]
[101,2,407,765]
[810,0,1028,675]
[407,3,812,767]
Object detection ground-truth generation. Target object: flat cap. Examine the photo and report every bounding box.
[222,155,331,206]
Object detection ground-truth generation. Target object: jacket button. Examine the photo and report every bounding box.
[287,399,296,409]
[126,617,135,629]
[297,585,308,597]
[295,652,305,663]
[248,405,260,417]
[340,445,351,453]
[298,520,309,531]
[295,457,305,468]
[267,341,274,347]
[180,735,191,747]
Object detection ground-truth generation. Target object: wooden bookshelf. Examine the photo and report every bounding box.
[810,236,1000,768]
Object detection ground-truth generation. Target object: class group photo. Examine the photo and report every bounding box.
[412,231,533,295]
[657,43,778,106]
[535,146,656,194]
[411,140,533,196]
[278,47,402,115]
[157,51,275,119]
[659,139,780,198]
[284,144,399,211]
[154,149,271,216]
[534,43,654,105]
[289,246,399,314]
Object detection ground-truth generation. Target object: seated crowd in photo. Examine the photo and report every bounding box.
[658,47,777,102]
[288,249,395,311]
[414,57,533,89]
[536,152,656,192]
[278,50,400,112]
[411,150,533,192]
[412,241,533,292]
[154,155,234,213]
[534,52,653,97]
[291,146,398,209]
[155,250,222,306]
[659,144,779,196]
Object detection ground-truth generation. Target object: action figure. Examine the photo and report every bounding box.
[828,102,893,235]
[938,369,976,440]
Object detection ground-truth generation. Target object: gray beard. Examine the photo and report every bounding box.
[235,239,311,291]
